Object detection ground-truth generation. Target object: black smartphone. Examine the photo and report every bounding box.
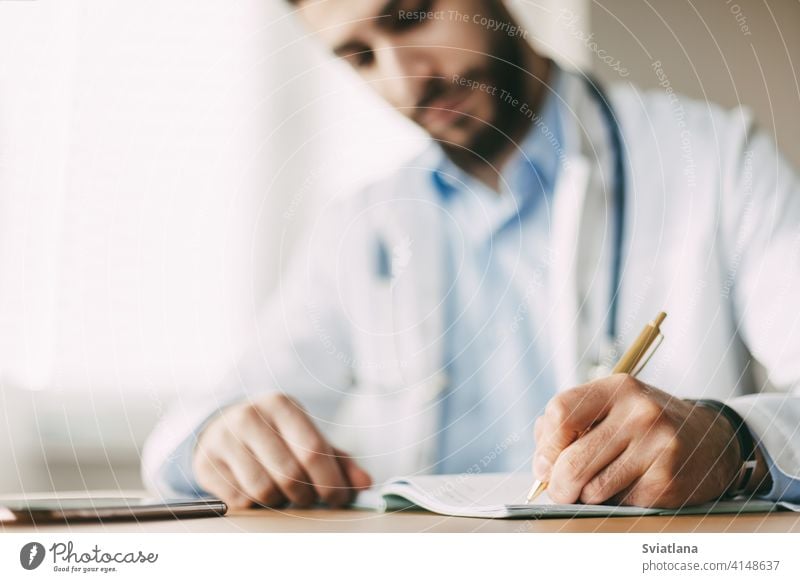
[0,497,227,524]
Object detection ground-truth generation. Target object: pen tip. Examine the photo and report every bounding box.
[526,480,547,504]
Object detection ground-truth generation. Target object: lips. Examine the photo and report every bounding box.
[419,89,473,130]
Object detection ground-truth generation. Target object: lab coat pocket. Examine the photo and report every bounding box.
[349,280,408,392]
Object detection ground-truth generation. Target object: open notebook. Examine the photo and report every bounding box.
[352,473,798,519]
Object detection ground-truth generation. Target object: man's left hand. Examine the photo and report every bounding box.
[532,374,769,507]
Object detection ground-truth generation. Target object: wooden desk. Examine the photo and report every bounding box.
[4,506,800,533]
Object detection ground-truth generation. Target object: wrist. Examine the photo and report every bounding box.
[691,404,741,494]
[688,399,771,498]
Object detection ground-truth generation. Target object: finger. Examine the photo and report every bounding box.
[554,376,629,428]
[532,416,550,477]
[271,402,352,507]
[237,418,317,507]
[546,417,631,504]
[194,454,253,510]
[334,448,373,491]
[536,376,629,468]
[532,415,554,476]
[579,444,647,505]
[533,410,581,474]
[533,415,544,444]
[223,437,288,507]
[615,463,688,509]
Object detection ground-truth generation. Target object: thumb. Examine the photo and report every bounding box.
[334,448,373,490]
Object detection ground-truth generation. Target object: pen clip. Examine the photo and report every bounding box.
[631,332,663,378]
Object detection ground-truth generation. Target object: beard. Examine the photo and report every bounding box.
[413,13,531,166]
[453,32,529,164]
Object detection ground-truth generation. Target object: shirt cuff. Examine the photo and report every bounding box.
[758,446,800,503]
[157,409,224,498]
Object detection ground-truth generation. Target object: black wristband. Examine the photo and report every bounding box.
[689,399,757,498]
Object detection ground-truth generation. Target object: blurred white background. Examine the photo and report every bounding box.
[0,0,589,492]
[0,0,796,493]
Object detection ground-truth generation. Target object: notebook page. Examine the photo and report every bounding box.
[356,473,787,519]
[395,473,536,509]
[378,473,664,518]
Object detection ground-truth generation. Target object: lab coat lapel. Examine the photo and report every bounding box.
[548,72,612,391]
[372,169,448,471]
[380,191,448,392]
[549,156,590,390]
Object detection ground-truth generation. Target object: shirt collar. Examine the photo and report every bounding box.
[430,64,566,239]
[503,68,564,199]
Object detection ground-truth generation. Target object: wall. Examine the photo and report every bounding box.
[589,0,800,167]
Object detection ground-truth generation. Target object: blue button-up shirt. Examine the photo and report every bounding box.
[431,70,565,475]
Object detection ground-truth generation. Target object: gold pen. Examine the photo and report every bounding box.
[525,311,668,504]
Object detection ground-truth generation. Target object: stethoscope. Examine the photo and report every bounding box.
[374,75,627,383]
[583,76,626,380]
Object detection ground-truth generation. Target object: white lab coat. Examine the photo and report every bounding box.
[143,70,800,496]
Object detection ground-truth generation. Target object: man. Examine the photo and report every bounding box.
[143,0,800,510]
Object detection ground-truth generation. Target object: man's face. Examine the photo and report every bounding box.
[296,0,528,158]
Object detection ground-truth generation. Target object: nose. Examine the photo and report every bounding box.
[372,42,437,109]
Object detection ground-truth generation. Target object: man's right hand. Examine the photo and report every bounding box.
[193,393,372,510]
